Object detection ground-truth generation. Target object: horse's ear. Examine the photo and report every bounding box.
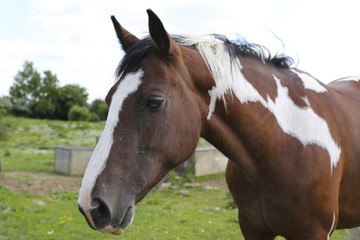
[111,15,139,52]
[147,9,179,57]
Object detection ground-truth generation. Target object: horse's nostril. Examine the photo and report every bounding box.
[91,198,101,209]
[90,197,112,229]
[78,204,96,230]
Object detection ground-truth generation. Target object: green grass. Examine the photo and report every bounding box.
[0,116,104,172]
[0,179,241,240]
[0,180,350,240]
[0,116,352,239]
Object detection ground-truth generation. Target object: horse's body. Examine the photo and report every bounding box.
[224,74,360,238]
[78,10,360,239]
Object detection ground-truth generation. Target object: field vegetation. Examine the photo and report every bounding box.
[0,116,350,239]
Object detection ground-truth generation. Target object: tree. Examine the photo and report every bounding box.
[9,61,40,117]
[9,61,91,120]
[29,70,59,119]
[55,84,88,120]
[9,61,59,118]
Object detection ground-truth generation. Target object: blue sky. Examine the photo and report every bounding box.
[1,0,360,101]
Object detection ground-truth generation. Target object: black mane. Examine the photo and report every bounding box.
[116,34,294,80]
[211,34,294,68]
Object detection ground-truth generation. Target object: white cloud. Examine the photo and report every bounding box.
[1,0,360,100]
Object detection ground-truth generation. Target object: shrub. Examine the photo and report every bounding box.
[67,106,91,121]
[87,112,100,122]
[0,96,12,116]
[0,123,6,141]
[89,99,108,121]
[0,102,10,141]
[55,84,88,120]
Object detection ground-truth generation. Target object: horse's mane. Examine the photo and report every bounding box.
[116,34,294,80]
[175,34,293,68]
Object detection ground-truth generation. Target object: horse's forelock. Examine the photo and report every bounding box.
[115,38,154,81]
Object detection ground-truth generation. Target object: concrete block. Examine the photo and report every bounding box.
[194,147,228,177]
[54,146,94,176]
[54,146,228,177]
[348,227,360,240]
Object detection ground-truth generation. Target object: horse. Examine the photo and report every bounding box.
[78,9,360,239]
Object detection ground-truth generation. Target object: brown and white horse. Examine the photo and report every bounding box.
[78,9,360,239]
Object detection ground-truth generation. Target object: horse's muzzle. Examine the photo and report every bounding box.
[78,197,135,235]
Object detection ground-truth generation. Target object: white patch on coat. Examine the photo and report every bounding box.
[186,36,341,172]
[269,76,341,172]
[175,35,255,118]
[291,69,327,93]
[206,56,267,119]
[77,70,143,225]
[177,35,266,119]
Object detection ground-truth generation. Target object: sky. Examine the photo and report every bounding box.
[1,0,360,101]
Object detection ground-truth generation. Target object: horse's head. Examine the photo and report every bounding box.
[78,10,204,234]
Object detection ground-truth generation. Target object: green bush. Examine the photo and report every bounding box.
[89,99,108,121]
[0,124,6,141]
[55,84,89,120]
[0,104,9,141]
[67,105,91,121]
[87,112,100,122]
[0,96,12,116]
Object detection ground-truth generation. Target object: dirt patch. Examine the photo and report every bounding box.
[0,172,82,195]
[0,172,228,196]
[202,177,228,190]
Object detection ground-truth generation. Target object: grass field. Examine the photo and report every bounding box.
[0,117,104,173]
[0,116,351,239]
[0,177,242,240]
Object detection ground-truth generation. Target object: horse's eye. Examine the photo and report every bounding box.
[143,95,165,110]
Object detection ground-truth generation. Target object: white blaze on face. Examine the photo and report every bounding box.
[78,70,143,224]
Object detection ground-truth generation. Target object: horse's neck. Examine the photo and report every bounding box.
[197,58,285,177]
[197,54,341,180]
